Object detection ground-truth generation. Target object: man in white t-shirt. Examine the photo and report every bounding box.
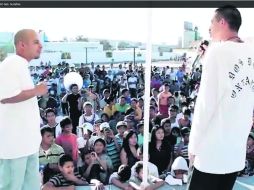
[188,6,254,190]
[128,72,138,98]
[0,29,48,190]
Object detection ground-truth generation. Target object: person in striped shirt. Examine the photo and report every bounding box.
[174,127,190,166]
[103,127,121,171]
[39,127,64,184]
[42,154,88,190]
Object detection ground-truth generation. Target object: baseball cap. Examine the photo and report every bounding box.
[137,120,144,128]
[95,119,103,124]
[78,122,93,133]
[116,121,127,129]
[88,85,94,89]
[83,101,93,107]
[100,122,110,131]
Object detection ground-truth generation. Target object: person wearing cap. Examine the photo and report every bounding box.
[78,101,99,137]
[99,122,111,135]
[103,126,121,171]
[158,83,172,118]
[77,122,94,151]
[69,64,76,72]
[124,115,136,132]
[115,121,128,146]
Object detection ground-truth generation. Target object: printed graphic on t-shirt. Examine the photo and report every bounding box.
[228,58,254,98]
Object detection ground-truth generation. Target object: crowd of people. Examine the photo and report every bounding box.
[34,59,254,189]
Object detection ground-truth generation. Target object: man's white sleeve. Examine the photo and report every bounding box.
[188,46,220,155]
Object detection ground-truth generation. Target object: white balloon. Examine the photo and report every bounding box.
[63,72,83,91]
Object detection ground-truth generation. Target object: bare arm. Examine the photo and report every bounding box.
[61,93,69,103]
[0,83,47,104]
[96,156,108,171]
[83,163,95,178]
[112,178,130,189]
[120,149,128,165]
[77,97,83,111]
[167,153,174,172]
[145,180,165,190]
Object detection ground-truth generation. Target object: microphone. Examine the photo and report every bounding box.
[191,40,209,73]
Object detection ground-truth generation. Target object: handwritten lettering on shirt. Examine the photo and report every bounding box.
[229,58,254,98]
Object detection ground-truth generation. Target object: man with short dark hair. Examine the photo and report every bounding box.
[188,6,254,190]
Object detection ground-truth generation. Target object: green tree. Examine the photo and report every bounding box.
[0,48,7,62]
[117,41,129,49]
[100,40,112,51]
[75,35,89,42]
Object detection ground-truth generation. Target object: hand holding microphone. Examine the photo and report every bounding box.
[35,82,48,96]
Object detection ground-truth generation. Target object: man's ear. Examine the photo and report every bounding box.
[220,18,227,27]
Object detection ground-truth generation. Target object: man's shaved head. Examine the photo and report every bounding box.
[14,29,42,61]
[14,29,36,46]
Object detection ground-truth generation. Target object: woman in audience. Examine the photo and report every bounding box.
[149,125,173,175]
[120,130,139,168]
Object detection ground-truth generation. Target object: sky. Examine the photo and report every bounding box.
[1,8,254,45]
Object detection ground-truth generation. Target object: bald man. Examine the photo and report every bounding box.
[0,29,47,190]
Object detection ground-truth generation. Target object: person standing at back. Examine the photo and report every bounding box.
[188,5,254,190]
[0,29,48,190]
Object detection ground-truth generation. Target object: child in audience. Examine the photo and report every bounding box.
[91,138,114,184]
[77,122,94,151]
[39,127,65,184]
[55,117,78,165]
[129,162,164,190]
[42,155,88,189]
[115,121,128,146]
[79,150,105,189]
[109,165,133,190]
[165,156,188,186]
[175,127,190,165]
[43,108,62,138]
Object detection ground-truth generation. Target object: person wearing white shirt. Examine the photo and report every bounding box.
[43,108,62,138]
[0,29,48,190]
[78,102,99,137]
[188,6,254,190]
[128,72,138,98]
